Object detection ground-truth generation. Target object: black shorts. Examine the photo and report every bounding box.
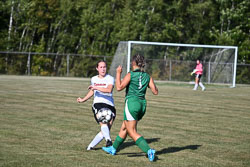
[92,103,116,124]
[195,74,202,79]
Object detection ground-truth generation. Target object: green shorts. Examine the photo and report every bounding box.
[124,97,147,121]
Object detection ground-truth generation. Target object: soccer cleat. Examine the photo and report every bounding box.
[106,140,112,147]
[102,146,116,155]
[147,149,156,162]
[202,87,206,91]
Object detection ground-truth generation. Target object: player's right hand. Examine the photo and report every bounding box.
[116,65,122,74]
[77,97,83,103]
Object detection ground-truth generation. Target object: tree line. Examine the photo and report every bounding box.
[0,0,249,82]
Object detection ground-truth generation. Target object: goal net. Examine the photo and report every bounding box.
[109,41,238,87]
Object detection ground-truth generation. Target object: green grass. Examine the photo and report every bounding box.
[0,75,250,167]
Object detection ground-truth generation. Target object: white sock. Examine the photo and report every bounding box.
[193,84,198,90]
[199,82,205,90]
[101,124,111,141]
[87,131,103,149]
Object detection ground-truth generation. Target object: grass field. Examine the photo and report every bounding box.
[0,75,250,167]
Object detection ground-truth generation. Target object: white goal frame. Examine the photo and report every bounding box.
[127,41,238,87]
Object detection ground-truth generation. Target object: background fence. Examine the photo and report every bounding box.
[0,51,250,84]
[0,51,112,77]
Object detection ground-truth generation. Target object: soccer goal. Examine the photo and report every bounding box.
[109,41,238,87]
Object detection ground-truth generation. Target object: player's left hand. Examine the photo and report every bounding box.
[88,85,96,90]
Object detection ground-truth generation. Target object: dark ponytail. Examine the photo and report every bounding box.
[132,54,145,71]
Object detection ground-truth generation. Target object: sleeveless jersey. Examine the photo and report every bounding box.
[125,69,150,100]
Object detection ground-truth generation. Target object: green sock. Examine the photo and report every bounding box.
[135,136,150,153]
[113,135,125,150]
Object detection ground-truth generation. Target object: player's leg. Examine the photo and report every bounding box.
[123,98,144,142]
[125,120,155,161]
[100,122,112,146]
[124,120,140,140]
[125,98,155,161]
[102,104,116,146]
[87,131,104,150]
[193,75,199,90]
[125,120,149,151]
[86,104,105,150]
[113,121,128,150]
[198,76,206,91]
[199,82,205,91]
[102,98,155,160]
[92,103,115,147]
[102,121,127,155]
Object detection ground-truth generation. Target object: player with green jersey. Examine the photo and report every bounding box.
[124,69,150,121]
[102,54,158,162]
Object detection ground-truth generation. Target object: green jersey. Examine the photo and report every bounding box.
[125,69,150,100]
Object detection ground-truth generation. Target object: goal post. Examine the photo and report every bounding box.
[109,41,238,87]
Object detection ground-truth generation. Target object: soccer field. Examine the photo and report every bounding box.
[0,75,250,167]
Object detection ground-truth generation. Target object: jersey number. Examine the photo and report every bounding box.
[138,75,142,89]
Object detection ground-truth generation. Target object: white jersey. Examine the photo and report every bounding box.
[91,74,115,106]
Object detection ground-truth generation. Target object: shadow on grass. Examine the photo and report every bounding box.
[118,144,202,161]
[96,137,201,162]
[156,144,202,155]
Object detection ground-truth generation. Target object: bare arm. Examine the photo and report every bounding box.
[149,77,158,95]
[88,84,113,93]
[77,89,94,103]
[116,65,131,91]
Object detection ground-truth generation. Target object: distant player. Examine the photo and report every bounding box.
[191,59,206,91]
[77,60,116,150]
[102,54,158,162]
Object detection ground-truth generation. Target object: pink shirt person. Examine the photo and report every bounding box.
[192,59,206,91]
[195,63,203,75]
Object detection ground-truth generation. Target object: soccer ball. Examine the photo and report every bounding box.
[96,111,103,120]
[96,108,113,123]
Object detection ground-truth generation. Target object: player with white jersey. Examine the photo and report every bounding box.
[91,75,114,107]
[77,60,116,150]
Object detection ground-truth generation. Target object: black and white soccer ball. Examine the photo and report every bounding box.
[96,108,113,123]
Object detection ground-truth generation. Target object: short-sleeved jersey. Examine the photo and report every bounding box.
[125,69,150,100]
[91,74,114,106]
[195,63,203,75]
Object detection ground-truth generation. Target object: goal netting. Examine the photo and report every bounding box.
[109,41,238,87]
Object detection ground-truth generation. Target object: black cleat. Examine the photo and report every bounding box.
[106,140,112,147]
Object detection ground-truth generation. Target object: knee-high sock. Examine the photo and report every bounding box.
[193,84,198,90]
[199,82,205,89]
[87,131,103,149]
[135,136,150,153]
[113,135,125,150]
[101,124,111,141]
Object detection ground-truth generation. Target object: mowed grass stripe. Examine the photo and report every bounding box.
[0,75,250,167]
